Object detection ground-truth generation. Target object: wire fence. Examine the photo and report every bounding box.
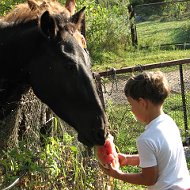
[95,59,190,150]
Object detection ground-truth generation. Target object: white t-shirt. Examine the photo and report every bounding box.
[137,113,190,190]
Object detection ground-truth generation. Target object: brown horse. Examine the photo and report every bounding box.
[0,0,107,147]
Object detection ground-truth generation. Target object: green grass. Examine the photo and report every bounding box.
[92,49,190,72]
[137,20,190,47]
[92,19,190,72]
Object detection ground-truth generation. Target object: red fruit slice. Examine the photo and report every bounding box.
[94,134,119,169]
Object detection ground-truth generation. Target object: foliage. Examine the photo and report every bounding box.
[106,101,141,153]
[77,0,131,63]
[0,0,25,15]
[129,0,164,6]
[164,93,190,140]
[0,121,106,189]
[162,1,190,21]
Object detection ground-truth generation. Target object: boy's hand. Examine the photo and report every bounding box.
[118,153,128,166]
[118,153,140,166]
[99,163,123,179]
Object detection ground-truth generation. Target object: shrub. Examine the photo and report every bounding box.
[77,0,131,62]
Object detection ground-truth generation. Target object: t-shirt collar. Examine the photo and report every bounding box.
[145,113,166,130]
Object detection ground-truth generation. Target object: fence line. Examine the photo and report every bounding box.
[98,58,190,77]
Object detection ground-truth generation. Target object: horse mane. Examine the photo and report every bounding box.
[3,0,71,23]
[1,0,87,49]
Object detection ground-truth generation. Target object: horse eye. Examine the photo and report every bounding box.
[63,44,73,53]
[61,41,74,54]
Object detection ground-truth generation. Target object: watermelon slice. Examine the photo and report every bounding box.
[94,134,120,169]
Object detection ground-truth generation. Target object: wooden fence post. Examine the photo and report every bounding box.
[128,4,138,47]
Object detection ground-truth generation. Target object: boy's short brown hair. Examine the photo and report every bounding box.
[124,71,170,105]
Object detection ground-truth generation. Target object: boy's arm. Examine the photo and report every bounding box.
[118,166,158,186]
[100,164,158,186]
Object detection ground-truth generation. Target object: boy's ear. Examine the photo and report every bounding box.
[139,98,148,109]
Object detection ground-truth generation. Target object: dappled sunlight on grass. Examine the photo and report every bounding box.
[92,19,190,72]
[92,49,190,72]
[137,20,190,46]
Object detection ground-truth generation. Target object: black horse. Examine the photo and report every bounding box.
[0,6,107,147]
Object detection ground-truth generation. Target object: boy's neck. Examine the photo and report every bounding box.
[145,104,164,125]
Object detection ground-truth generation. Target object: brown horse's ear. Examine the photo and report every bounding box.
[39,1,48,9]
[28,0,39,11]
[65,0,76,15]
[40,11,57,39]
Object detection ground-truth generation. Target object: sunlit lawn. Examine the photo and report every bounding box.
[137,20,190,47]
[92,19,190,72]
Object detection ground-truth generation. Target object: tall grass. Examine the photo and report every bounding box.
[0,120,106,190]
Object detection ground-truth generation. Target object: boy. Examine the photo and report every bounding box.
[100,71,190,190]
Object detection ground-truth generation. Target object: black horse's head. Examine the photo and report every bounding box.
[25,9,107,147]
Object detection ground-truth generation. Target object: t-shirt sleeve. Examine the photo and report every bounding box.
[137,138,158,168]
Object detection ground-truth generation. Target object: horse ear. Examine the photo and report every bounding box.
[65,0,76,15]
[40,11,57,39]
[39,1,48,9]
[71,6,85,28]
[28,0,39,11]
[80,15,86,38]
